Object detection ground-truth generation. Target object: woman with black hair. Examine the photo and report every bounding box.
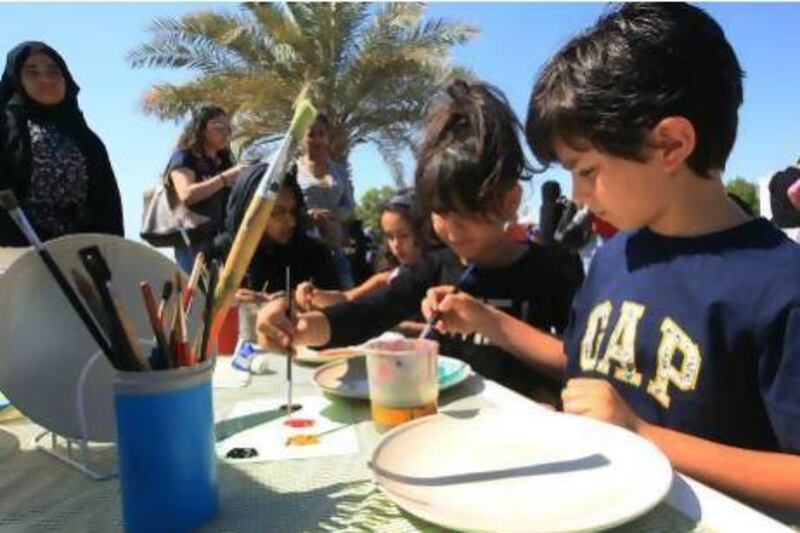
[165,105,244,271]
[212,162,342,303]
[0,41,123,246]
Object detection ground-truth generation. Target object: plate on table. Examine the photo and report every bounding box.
[294,345,363,364]
[313,355,471,400]
[369,409,672,532]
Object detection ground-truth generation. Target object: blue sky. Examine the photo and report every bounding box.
[2,3,799,240]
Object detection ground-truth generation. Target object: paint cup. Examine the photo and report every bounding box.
[237,301,261,343]
[363,338,439,433]
[114,359,217,532]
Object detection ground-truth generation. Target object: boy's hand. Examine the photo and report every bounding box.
[295,281,317,311]
[561,378,645,433]
[421,286,492,335]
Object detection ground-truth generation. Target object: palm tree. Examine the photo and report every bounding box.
[128,2,477,186]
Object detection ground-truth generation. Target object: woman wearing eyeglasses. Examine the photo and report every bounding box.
[0,41,123,246]
[165,105,244,271]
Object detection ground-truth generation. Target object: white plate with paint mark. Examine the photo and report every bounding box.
[370,409,672,532]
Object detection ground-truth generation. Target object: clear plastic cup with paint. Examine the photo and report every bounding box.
[363,338,439,433]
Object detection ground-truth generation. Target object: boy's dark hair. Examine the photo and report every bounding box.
[416,79,531,216]
[526,3,744,178]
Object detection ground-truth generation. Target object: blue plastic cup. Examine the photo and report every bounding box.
[114,360,217,532]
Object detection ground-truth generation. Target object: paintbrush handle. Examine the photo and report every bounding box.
[212,100,317,335]
[198,261,218,363]
[419,263,476,340]
[140,282,170,368]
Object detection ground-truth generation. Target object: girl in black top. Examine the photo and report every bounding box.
[212,162,341,299]
[257,79,583,401]
[0,41,123,246]
[165,105,244,272]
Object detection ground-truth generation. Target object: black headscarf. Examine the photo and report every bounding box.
[0,41,123,245]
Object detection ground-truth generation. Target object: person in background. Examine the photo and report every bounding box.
[295,189,428,311]
[212,162,341,304]
[768,157,800,242]
[165,105,244,272]
[537,180,565,246]
[296,114,356,287]
[0,41,123,246]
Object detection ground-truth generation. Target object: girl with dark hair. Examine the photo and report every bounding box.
[0,41,123,246]
[213,162,342,304]
[294,189,428,310]
[296,113,357,287]
[165,105,244,271]
[258,79,583,401]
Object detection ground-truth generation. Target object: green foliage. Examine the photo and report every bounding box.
[129,2,477,187]
[725,177,760,216]
[355,186,395,233]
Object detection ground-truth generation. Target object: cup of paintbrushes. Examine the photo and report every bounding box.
[114,358,217,532]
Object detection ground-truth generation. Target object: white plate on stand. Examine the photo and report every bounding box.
[0,234,195,442]
[370,409,672,532]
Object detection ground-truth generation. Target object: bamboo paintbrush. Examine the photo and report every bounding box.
[183,252,205,313]
[157,280,173,327]
[0,189,117,366]
[210,99,317,340]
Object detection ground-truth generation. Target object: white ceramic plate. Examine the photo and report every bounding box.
[370,409,672,532]
[313,355,471,400]
[0,235,196,442]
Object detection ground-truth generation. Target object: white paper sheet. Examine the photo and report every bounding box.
[217,396,360,462]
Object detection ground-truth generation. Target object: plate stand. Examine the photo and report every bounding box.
[32,351,117,480]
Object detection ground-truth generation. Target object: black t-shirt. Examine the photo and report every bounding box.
[246,234,341,292]
[324,245,584,399]
[166,149,232,241]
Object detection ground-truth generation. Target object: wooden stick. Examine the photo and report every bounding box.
[210,100,317,340]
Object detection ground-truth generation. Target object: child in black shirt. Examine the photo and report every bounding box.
[257,79,583,401]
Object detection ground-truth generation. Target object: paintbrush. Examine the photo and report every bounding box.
[419,263,477,340]
[140,281,170,369]
[285,266,295,417]
[78,245,149,371]
[169,271,184,367]
[70,267,112,342]
[0,189,117,366]
[157,280,173,327]
[198,260,218,364]
[211,99,317,341]
[183,252,205,312]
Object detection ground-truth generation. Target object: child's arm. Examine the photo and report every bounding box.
[422,286,567,380]
[562,378,800,513]
[297,271,393,310]
[256,297,331,350]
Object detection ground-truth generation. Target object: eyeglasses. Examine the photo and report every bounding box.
[209,121,232,133]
